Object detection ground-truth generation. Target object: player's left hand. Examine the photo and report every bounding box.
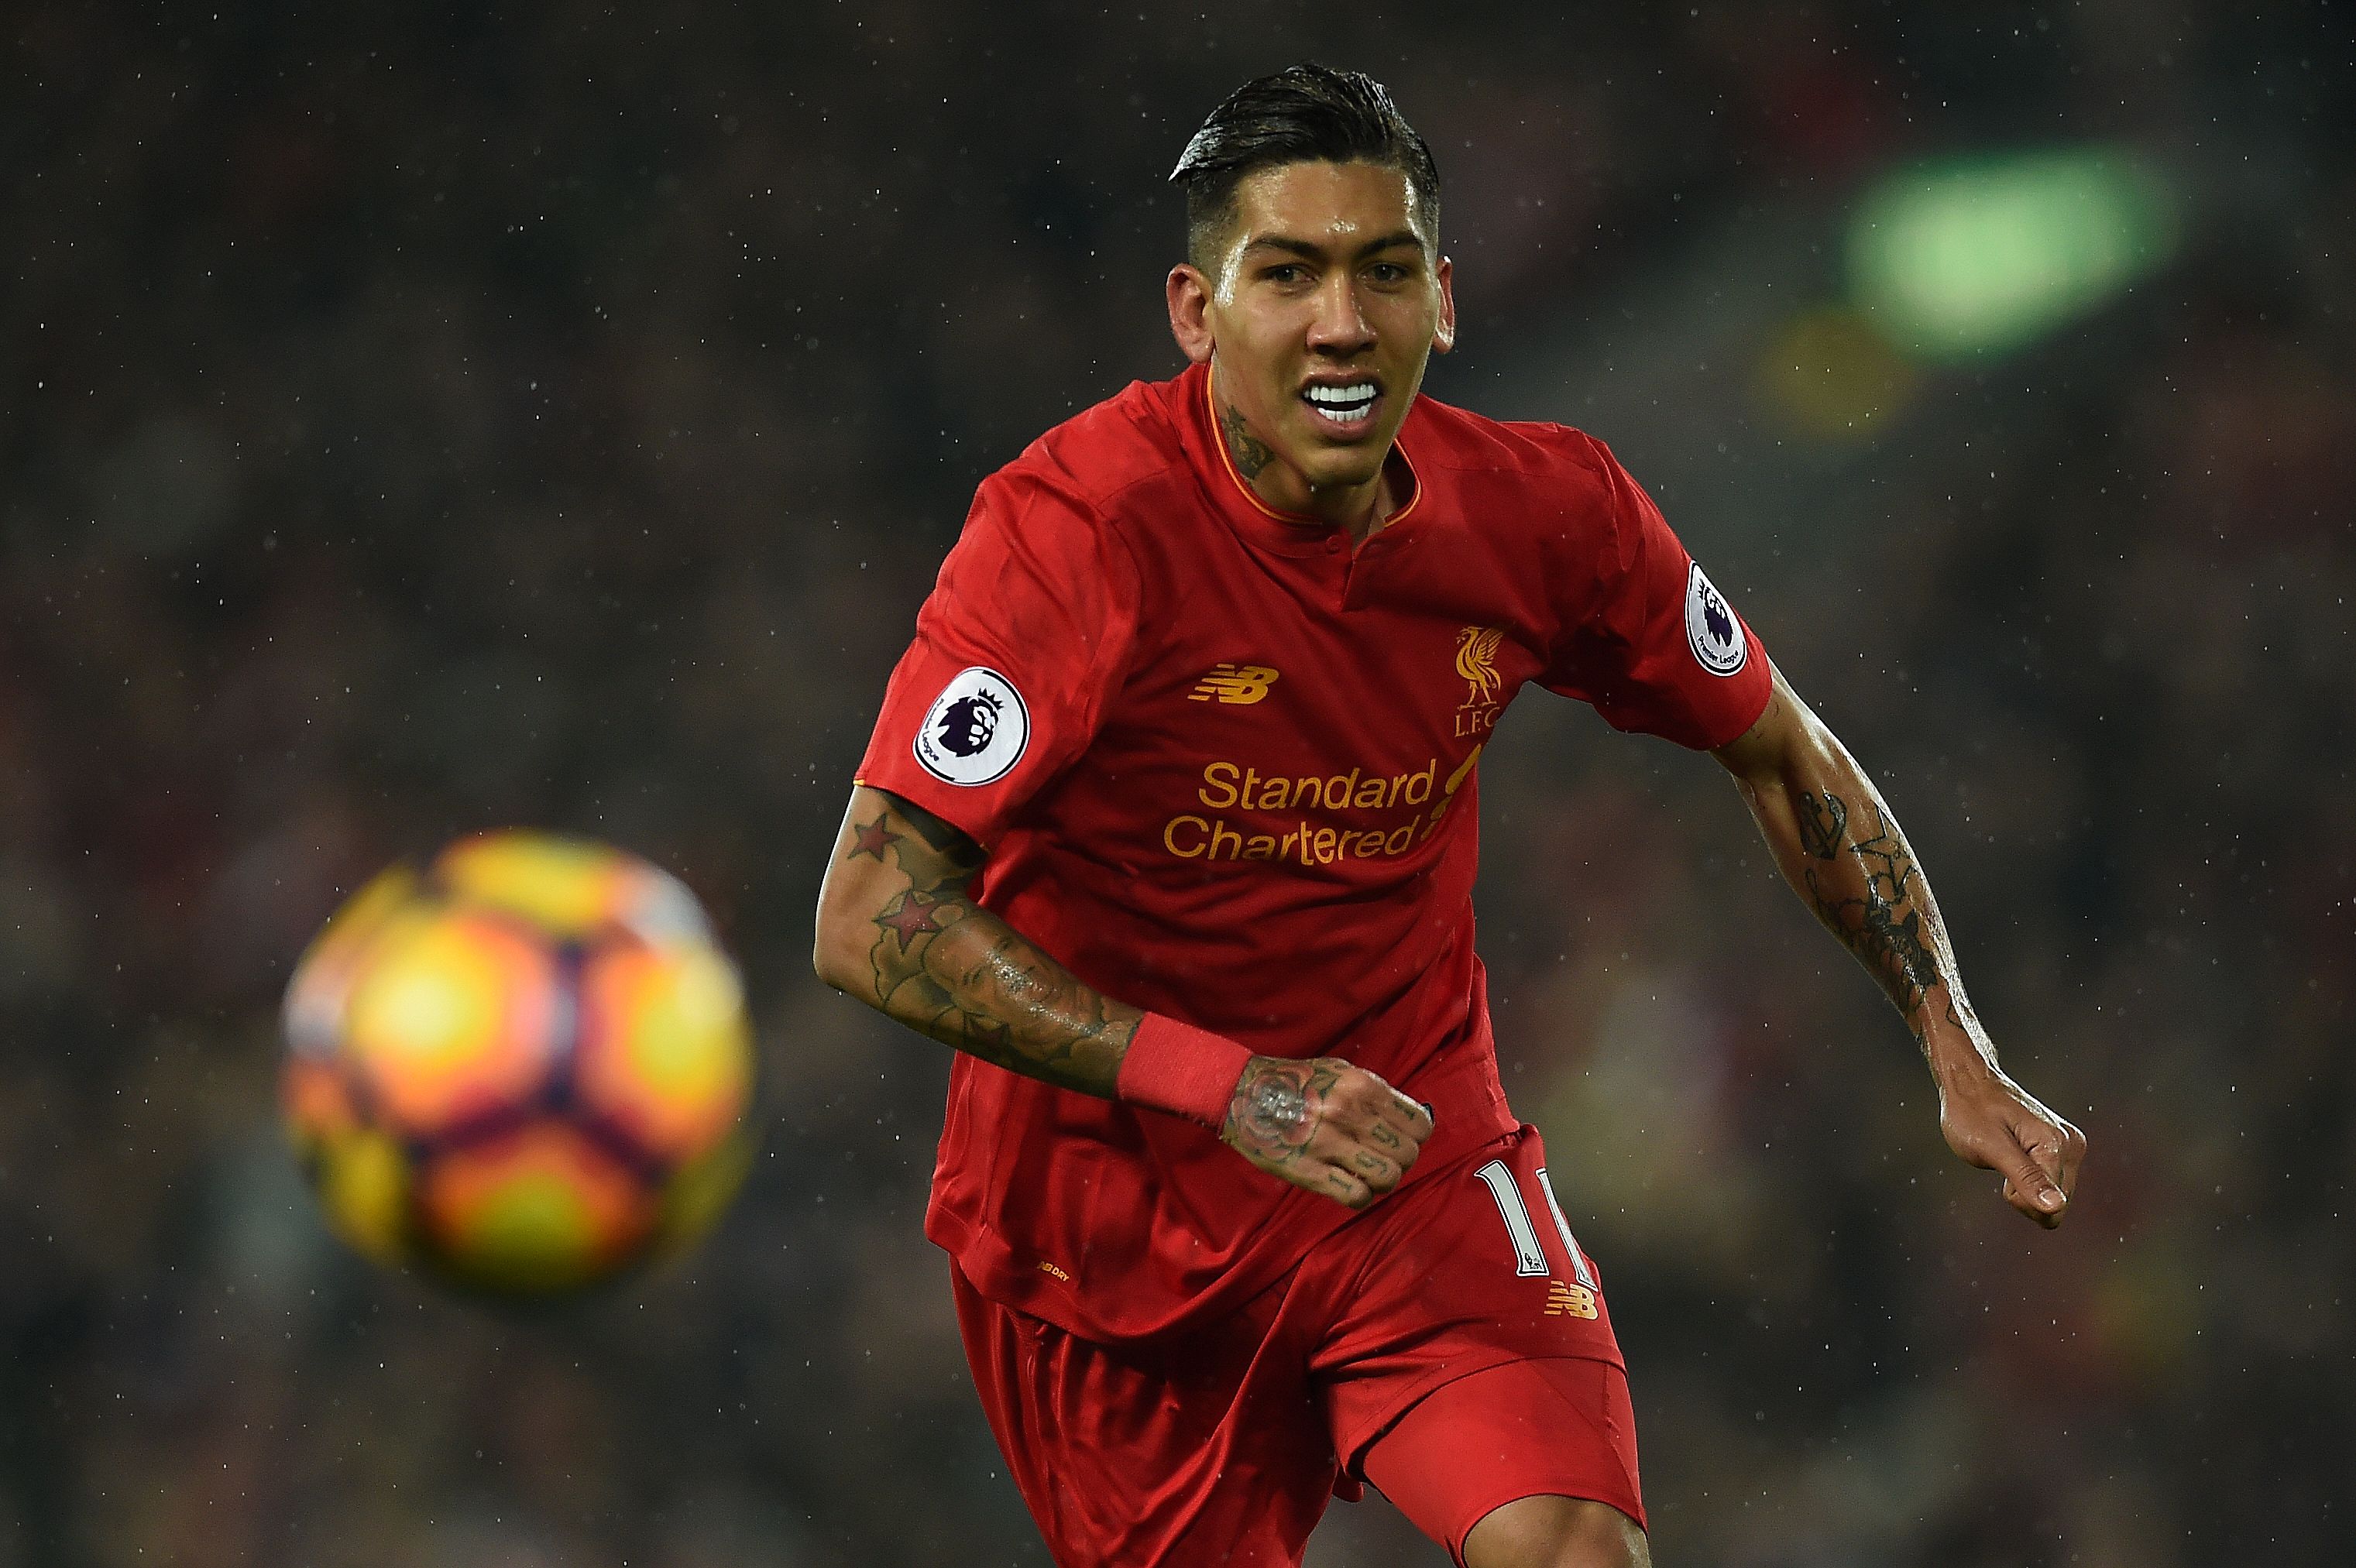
[1935,1065,2086,1228]
[1220,1055,1435,1209]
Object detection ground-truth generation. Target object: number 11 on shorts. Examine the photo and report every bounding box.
[1474,1160,1598,1289]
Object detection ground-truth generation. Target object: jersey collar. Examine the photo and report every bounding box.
[1187,359,1424,558]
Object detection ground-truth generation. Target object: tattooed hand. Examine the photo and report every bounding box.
[1220,1055,1435,1209]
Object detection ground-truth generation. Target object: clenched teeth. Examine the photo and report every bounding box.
[1303,383,1379,424]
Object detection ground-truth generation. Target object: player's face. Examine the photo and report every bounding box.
[1168,160,1455,520]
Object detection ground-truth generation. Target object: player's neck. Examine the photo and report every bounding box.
[1288,468,1390,541]
[1211,374,1400,544]
[1248,458,1401,549]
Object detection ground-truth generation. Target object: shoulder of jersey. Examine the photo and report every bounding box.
[1403,396,1619,552]
[1407,394,1608,482]
[1001,376,1193,514]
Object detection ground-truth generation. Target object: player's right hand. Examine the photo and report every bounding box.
[1219,1055,1435,1209]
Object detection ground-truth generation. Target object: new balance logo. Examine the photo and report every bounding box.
[1544,1281,1599,1319]
[1190,664,1279,705]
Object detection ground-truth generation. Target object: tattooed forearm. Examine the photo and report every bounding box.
[1794,789,1846,860]
[1801,798,1944,1017]
[879,911,1138,1087]
[817,787,1137,1097]
[1221,401,1276,481]
[1722,678,1997,1081]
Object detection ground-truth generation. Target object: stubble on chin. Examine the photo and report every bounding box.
[1293,429,1392,499]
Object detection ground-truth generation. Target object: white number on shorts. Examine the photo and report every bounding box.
[1475,1160,1598,1288]
[1536,1167,1598,1288]
[1473,1160,1549,1276]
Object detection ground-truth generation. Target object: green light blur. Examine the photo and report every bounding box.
[1848,147,2178,361]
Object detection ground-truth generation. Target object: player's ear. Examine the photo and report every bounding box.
[1167,264,1215,364]
[1430,255,1457,355]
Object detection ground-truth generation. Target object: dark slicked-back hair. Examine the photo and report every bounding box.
[1169,64,1441,273]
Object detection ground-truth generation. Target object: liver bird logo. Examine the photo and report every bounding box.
[1455,626,1504,703]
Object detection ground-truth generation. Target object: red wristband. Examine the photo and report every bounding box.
[1116,1013,1255,1130]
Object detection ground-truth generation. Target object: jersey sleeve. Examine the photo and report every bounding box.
[855,465,1142,848]
[1538,433,1773,750]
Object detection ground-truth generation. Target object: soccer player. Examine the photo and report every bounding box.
[812,64,2084,1568]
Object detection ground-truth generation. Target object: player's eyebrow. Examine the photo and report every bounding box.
[1239,229,1428,265]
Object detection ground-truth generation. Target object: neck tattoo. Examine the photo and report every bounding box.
[1221,401,1276,482]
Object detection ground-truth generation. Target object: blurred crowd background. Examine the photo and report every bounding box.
[5,2,2350,1564]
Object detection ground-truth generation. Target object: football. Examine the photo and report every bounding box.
[280,831,757,1293]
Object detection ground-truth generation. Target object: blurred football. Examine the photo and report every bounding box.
[280,831,756,1294]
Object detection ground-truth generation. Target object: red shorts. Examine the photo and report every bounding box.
[950,1125,1643,1567]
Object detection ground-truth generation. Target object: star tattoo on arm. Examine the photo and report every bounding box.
[847,814,903,861]
[819,786,1139,1100]
[874,887,945,952]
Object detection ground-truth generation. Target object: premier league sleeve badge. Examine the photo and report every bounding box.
[1684,562,1748,678]
[914,667,1032,785]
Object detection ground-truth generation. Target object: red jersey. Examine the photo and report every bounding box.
[854,359,1770,1344]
